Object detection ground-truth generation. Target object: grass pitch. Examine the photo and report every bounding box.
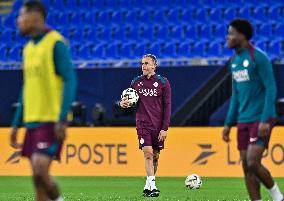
[0,176,283,201]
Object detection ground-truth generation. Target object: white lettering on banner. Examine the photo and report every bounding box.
[138,88,158,96]
[233,69,250,82]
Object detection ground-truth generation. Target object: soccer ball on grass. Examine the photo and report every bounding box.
[185,174,202,189]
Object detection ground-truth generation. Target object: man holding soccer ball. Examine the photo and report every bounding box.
[119,54,171,197]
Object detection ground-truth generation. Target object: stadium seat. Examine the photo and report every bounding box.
[176,42,192,58]
[168,25,184,41]
[237,7,251,19]
[3,15,17,29]
[223,7,237,23]
[184,25,197,40]
[209,8,222,23]
[275,23,284,37]
[251,6,267,21]
[124,25,139,42]
[160,42,177,58]
[213,25,226,40]
[268,5,283,21]
[120,43,135,59]
[133,43,151,59]
[191,41,207,57]
[181,9,193,23]
[166,9,181,25]
[268,41,282,59]
[206,42,222,57]
[194,9,208,23]
[200,25,213,40]
[257,23,273,38]
[1,0,284,63]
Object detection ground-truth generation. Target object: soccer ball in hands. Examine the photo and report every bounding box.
[121,88,139,106]
[185,174,202,189]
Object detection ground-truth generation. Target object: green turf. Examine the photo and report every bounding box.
[0,176,283,201]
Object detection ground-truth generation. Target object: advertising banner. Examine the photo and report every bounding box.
[1,127,283,176]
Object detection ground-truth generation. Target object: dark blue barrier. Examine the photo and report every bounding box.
[0,66,221,126]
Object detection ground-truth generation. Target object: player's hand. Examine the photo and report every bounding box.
[54,122,67,142]
[10,128,22,149]
[258,122,270,138]
[158,130,167,141]
[119,97,131,108]
[222,126,231,142]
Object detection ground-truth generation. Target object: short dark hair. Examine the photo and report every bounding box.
[229,19,253,40]
[23,0,47,19]
[143,54,157,65]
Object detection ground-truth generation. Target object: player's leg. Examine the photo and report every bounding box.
[238,123,261,200]
[246,120,283,201]
[142,145,154,176]
[31,153,63,201]
[247,144,284,201]
[240,150,261,200]
[153,149,160,175]
[142,145,158,196]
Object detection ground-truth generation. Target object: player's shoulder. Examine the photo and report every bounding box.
[155,74,168,86]
[131,75,143,84]
[253,46,269,61]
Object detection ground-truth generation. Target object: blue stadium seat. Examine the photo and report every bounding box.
[184,26,197,40]
[0,29,14,44]
[254,40,268,52]
[194,9,208,23]
[154,26,169,41]
[222,47,234,57]
[124,25,139,41]
[69,12,83,26]
[160,43,177,58]
[88,43,107,60]
[251,6,267,21]
[3,14,17,29]
[177,42,191,58]
[213,25,226,40]
[104,43,121,59]
[181,9,193,23]
[209,8,222,23]
[268,41,282,59]
[206,42,222,57]
[152,10,167,24]
[275,23,284,37]
[200,25,213,40]
[168,25,184,41]
[166,9,181,25]
[139,26,155,41]
[191,41,206,57]
[133,43,151,59]
[120,43,134,59]
[257,24,273,38]
[237,7,250,19]
[268,5,283,21]
[223,7,237,22]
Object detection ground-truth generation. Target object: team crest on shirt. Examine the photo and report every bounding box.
[140,138,144,144]
[138,82,143,87]
[37,142,49,149]
[153,82,158,87]
[231,63,237,68]
[243,59,249,67]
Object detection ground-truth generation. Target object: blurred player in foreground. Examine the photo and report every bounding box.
[10,1,77,200]
[222,19,283,201]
